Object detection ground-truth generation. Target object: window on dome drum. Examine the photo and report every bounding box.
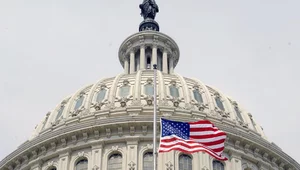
[143,152,154,170]
[215,97,225,111]
[213,160,224,170]
[193,89,203,103]
[179,154,192,170]
[96,89,107,102]
[169,85,179,98]
[74,95,84,110]
[55,105,65,121]
[75,159,88,170]
[144,84,154,96]
[108,154,122,170]
[119,85,130,97]
[234,106,244,122]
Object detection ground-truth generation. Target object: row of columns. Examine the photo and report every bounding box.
[124,45,173,74]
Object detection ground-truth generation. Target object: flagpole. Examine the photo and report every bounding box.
[153,64,158,170]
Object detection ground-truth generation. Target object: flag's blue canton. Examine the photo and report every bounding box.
[161,119,190,139]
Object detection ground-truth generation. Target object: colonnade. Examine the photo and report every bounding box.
[124,45,173,74]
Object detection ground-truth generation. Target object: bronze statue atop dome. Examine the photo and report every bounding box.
[139,0,159,20]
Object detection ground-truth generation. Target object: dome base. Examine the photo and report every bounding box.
[139,18,160,32]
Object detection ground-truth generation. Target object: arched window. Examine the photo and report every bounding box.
[143,152,154,170]
[75,159,88,170]
[234,106,244,122]
[215,97,225,111]
[169,85,179,98]
[55,105,65,121]
[74,95,84,110]
[193,89,203,103]
[145,84,154,96]
[119,85,130,97]
[96,89,107,102]
[179,154,192,170]
[213,160,224,170]
[48,167,57,170]
[108,153,122,170]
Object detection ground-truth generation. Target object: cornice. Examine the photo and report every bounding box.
[1,114,299,170]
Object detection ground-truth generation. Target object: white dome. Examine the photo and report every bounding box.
[32,70,266,140]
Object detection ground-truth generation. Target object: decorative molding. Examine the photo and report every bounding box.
[61,138,67,147]
[128,161,136,170]
[112,145,118,151]
[82,132,88,142]
[165,161,173,170]
[41,146,47,155]
[201,166,209,170]
[92,165,100,170]
[244,144,251,153]
[118,127,123,137]
[51,142,57,151]
[72,135,77,144]
[106,128,111,138]
[130,126,135,136]
[78,151,84,157]
[22,155,29,164]
[263,152,269,161]
[254,148,260,157]
[31,150,38,159]
[94,130,100,139]
[142,125,147,136]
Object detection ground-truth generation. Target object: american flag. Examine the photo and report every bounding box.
[158,118,228,161]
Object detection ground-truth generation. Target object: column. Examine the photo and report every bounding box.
[169,56,174,74]
[229,150,242,170]
[152,45,157,69]
[140,45,145,70]
[162,50,168,74]
[58,152,70,170]
[92,144,103,170]
[130,51,135,74]
[124,57,129,74]
[126,140,138,170]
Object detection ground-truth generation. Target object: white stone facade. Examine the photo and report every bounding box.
[1,31,299,170]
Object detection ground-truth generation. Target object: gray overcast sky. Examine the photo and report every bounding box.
[0,0,299,163]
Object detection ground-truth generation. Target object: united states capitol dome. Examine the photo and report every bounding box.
[1,1,299,170]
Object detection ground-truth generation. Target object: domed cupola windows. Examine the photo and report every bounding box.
[74,93,85,111]
[96,87,107,102]
[144,78,154,96]
[91,84,109,111]
[55,105,65,121]
[70,91,88,117]
[192,85,204,103]
[232,101,244,122]
[54,100,67,122]
[169,80,180,98]
[119,80,131,97]
[214,92,225,111]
